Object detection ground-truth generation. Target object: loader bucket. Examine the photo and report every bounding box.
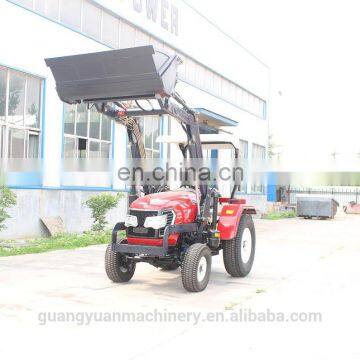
[45,45,179,104]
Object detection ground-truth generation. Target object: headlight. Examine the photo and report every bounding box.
[125,214,138,227]
[144,214,167,230]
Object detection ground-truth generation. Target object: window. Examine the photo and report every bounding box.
[102,12,119,48]
[135,29,150,46]
[120,22,136,48]
[0,125,5,157]
[100,142,110,158]
[28,131,40,158]
[8,71,25,125]
[63,104,112,158]
[82,1,102,40]
[89,106,100,139]
[25,77,41,128]
[185,59,196,84]
[0,66,42,158]
[252,143,266,160]
[196,65,205,89]
[204,69,213,92]
[64,136,76,158]
[60,0,81,29]
[177,58,186,79]
[77,137,87,158]
[251,143,266,193]
[12,0,268,119]
[213,74,222,97]
[101,115,111,141]
[8,128,26,158]
[228,82,237,103]
[13,0,33,9]
[239,139,248,159]
[75,103,88,137]
[64,102,75,134]
[138,117,160,158]
[0,67,6,122]
[32,0,61,21]
[46,0,59,19]
[221,78,230,99]
[236,88,244,108]
[34,0,46,14]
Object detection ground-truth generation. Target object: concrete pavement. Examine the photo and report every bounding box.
[1,213,359,359]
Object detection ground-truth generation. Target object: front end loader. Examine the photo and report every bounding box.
[46,45,256,292]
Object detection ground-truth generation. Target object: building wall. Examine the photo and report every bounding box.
[0,188,128,240]
[0,0,269,238]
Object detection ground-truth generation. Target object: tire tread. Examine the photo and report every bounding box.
[105,243,135,283]
[223,215,255,277]
[181,243,211,292]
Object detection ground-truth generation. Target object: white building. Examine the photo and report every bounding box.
[0,0,269,239]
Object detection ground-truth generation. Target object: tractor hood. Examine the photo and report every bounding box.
[130,190,198,223]
[131,190,197,210]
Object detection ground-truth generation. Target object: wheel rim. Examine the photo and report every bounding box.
[119,264,129,272]
[118,240,131,272]
[241,228,252,264]
[119,255,132,272]
[197,256,207,282]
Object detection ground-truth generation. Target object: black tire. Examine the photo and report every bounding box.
[105,240,136,283]
[181,243,212,292]
[223,214,256,277]
[160,263,180,271]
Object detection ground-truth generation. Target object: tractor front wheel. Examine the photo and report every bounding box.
[105,240,136,283]
[223,214,256,277]
[181,243,212,292]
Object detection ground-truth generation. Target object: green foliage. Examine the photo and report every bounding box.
[268,134,276,159]
[264,210,296,220]
[0,230,119,257]
[85,192,123,231]
[0,187,17,232]
[256,288,266,294]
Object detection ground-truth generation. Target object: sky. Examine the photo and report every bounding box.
[188,0,360,160]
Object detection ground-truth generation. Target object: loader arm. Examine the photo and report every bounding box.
[45,45,207,200]
[94,103,146,159]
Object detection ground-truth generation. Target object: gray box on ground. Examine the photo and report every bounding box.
[297,196,339,219]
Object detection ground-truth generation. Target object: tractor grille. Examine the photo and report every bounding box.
[159,209,175,236]
[126,209,175,239]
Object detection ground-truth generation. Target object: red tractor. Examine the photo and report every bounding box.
[46,45,256,292]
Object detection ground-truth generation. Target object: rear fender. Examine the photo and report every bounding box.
[218,204,256,240]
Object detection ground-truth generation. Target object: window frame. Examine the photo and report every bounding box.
[63,103,112,159]
[137,116,161,159]
[0,66,43,158]
[251,143,266,194]
[82,0,102,40]
[10,0,267,120]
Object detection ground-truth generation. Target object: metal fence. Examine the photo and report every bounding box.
[288,186,360,206]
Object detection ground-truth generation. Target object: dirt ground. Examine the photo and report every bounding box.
[1,213,359,359]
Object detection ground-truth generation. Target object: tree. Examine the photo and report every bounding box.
[0,187,17,232]
[268,134,276,159]
[85,193,123,232]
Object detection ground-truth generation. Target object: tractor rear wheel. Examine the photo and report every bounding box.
[181,243,212,292]
[223,214,256,277]
[105,240,136,283]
